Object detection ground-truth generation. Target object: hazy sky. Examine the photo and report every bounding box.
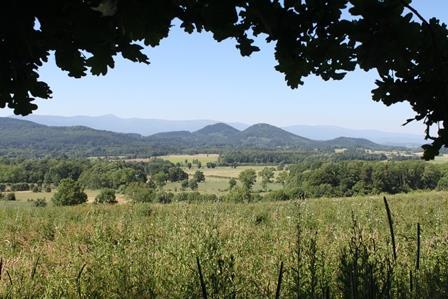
[2,1,447,134]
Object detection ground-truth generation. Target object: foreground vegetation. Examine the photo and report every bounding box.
[0,192,447,297]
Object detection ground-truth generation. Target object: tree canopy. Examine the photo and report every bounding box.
[1,0,447,158]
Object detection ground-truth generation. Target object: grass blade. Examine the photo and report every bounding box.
[383,197,397,262]
[275,261,284,299]
[76,263,86,298]
[416,223,421,270]
[196,257,207,299]
[30,255,40,280]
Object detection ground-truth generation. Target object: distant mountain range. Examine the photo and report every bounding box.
[0,117,394,157]
[12,114,424,147]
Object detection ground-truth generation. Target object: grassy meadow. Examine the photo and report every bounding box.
[0,191,447,297]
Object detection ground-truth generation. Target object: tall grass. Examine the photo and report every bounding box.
[0,191,447,297]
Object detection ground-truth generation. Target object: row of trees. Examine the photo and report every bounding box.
[219,149,407,165]
[286,161,448,198]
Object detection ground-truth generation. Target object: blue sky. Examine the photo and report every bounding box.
[2,0,447,134]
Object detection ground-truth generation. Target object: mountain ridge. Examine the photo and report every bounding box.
[10,114,423,146]
[0,117,400,157]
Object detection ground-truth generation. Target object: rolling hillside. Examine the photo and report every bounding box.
[0,117,391,157]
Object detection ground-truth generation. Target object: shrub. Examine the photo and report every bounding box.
[125,182,155,203]
[181,179,189,190]
[32,185,41,193]
[45,186,52,193]
[225,187,253,203]
[173,192,218,203]
[193,170,205,183]
[437,175,448,190]
[155,191,174,204]
[0,184,6,192]
[11,183,30,191]
[95,188,117,204]
[6,193,16,201]
[52,178,87,206]
[33,198,47,207]
[189,179,198,190]
[264,190,290,201]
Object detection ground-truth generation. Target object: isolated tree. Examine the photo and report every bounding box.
[181,179,189,190]
[152,172,168,189]
[52,178,87,206]
[1,0,447,159]
[188,179,199,191]
[238,169,257,191]
[229,177,237,190]
[95,188,117,204]
[124,182,155,203]
[276,171,289,186]
[259,167,275,190]
[193,170,205,183]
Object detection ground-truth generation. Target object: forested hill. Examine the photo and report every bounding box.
[0,118,392,157]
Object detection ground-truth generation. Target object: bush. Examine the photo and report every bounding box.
[264,190,290,201]
[6,193,16,201]
[437,175,448,190]
[154,191,174,204]
[32,185,41,193]
[33,198,47,207]
[125,182,155,203]
[0,184,6,192]
[11,183,30,191]
[173,192,218,203]
[52,179,87,206]
[188,179,198,190]
[95,188,117,204]
[45,186,52,193]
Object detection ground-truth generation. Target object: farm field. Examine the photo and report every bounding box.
[158,154,220,164]
[0,191,447,297]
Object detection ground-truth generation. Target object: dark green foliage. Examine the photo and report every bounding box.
[10,183,30,191]
[167,167,188,182]
[5,193,15,201]
[1,1,448,158]
[173,192,218,202]
[52,178,87,206]
[225,187,255,203]
[437,174,448,190]
[124,182,155,203]
[154,191,174,204]
[193,171,205,183]
[95,189,117,204]
[264,190,290,201]
[33,198,47,207]
[206,162,217,169]
[228,178,237,190]
[238,169,257,191]
[189,179,199,191]
[181,179,189,190]
[32,185,40,193]
[152,172,168,188]
[220,149,389,165]
[79,161,145,190]
[287,160,444,198]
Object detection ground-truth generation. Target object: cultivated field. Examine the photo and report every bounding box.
[0,191,447,297]
[158,154,220,164]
